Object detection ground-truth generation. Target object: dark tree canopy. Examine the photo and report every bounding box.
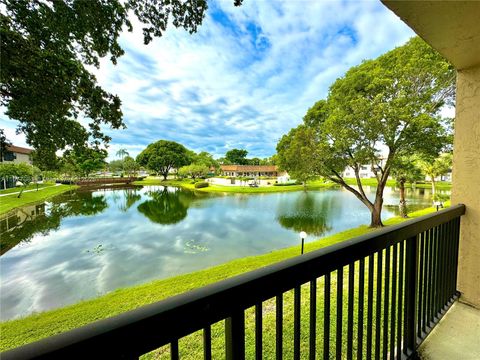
[0,0,241,157]
[136,140,190,179]
[225,148,248,165]
[0,129,11,162]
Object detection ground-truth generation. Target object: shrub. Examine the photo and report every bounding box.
[194,182,209,189]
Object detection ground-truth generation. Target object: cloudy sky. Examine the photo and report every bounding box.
[1,0,415,160]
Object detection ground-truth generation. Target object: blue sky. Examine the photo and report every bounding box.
[1,0,415,160]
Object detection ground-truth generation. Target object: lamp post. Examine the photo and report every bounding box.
[299,231,307,255]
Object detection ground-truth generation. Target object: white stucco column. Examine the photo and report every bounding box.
[452,64,480,308]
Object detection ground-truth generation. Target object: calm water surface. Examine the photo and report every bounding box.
[0,185,443,320]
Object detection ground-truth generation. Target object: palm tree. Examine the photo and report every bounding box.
[116,148,129,176]
[116,148,129,160]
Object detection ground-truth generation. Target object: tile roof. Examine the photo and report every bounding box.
[7,145,33,155]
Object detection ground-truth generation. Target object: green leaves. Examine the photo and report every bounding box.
[1,0,241,159]
[136,140,190,179]
[278,37,454,227]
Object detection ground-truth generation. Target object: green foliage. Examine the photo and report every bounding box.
[136,140,190,180]
[1,0,242,158]
[416,153,452,195]
[391,157,423,186]
[0,129,12,162]
[276,125,319,184]
[108,159,124,173]
[194,181,209,189]
[0,163,40,187]
[178,163,209,179]
[123,156,139,176]
[224,149,248,165]
[0,184,78,214]
[188,151,219,170]
[278,37,455,227]
[61,147,107,178]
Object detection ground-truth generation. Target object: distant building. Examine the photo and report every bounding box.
[342,158,387,179]
[2,145,33,165]
[220,165,280,177]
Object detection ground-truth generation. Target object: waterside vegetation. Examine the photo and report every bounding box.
[0,184,78,215]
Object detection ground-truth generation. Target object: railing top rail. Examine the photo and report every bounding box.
[1,204,465,359]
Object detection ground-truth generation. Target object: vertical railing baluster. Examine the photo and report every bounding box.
[439,223,446,311]
[383,246,390,360]
[294,286,301,360]
[397,241,404,359]
[347,263,355,360]
[225,311,245,360]
[453,217,461,293]
[422,229,429,335]
[171,340,179,360]
[417,232,424,337]
[434,224,441,318]
[324,273,331,360]
[276,294,283,360]
[366,255,374,360]
[428,227,435,327]
[255,304,262,360]
[357,258,365,360]
[375,250,383,360]
[404,235,418,357]
[448,220,455,301]
[309,279,317,360]
[389,243,397,360]
[336,267,343,360]
[204,326,212,360]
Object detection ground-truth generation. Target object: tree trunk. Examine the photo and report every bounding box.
[431,177,436,197]
[163,173,168,180]
[370,201,384,227]
[399,180,408,218]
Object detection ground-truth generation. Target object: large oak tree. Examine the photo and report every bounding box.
[136,140,190,180]
[277,37,454,227]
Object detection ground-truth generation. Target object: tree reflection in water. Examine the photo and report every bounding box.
[137,187,197,225]
[276,192,334,236]
[0,190,108,255]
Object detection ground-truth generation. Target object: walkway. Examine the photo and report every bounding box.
[0,184,61,197]
[418,301,480,359]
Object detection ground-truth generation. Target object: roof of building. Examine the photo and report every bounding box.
[220,165,278,172]
[7,145,33,155]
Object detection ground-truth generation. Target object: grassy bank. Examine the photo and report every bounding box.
[133,177,451,194]
[0,204,441,353]
[0,185,78,215]
[133,178,336,193]
[343,177,452,190]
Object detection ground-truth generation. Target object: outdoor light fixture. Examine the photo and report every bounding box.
[299,231,307,255]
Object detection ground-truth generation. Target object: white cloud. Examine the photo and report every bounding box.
[1,0,415,160]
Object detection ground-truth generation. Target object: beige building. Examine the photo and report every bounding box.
[220,165,280,177]
[2,145,33,165]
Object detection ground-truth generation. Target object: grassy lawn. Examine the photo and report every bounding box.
[133,178,337,193]
[342,177,451,190]
[0,185,78,215]
[0,204,441,354]
[0,182,56,195]
[134,177,451,194]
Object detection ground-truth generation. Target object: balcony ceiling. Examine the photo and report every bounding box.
[382,1,480,70]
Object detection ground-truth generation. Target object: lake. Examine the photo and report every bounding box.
[0,184,444,320]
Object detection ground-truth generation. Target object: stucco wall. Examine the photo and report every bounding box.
[452,64,480,308]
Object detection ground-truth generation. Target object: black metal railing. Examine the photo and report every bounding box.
[2,204,465,360]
